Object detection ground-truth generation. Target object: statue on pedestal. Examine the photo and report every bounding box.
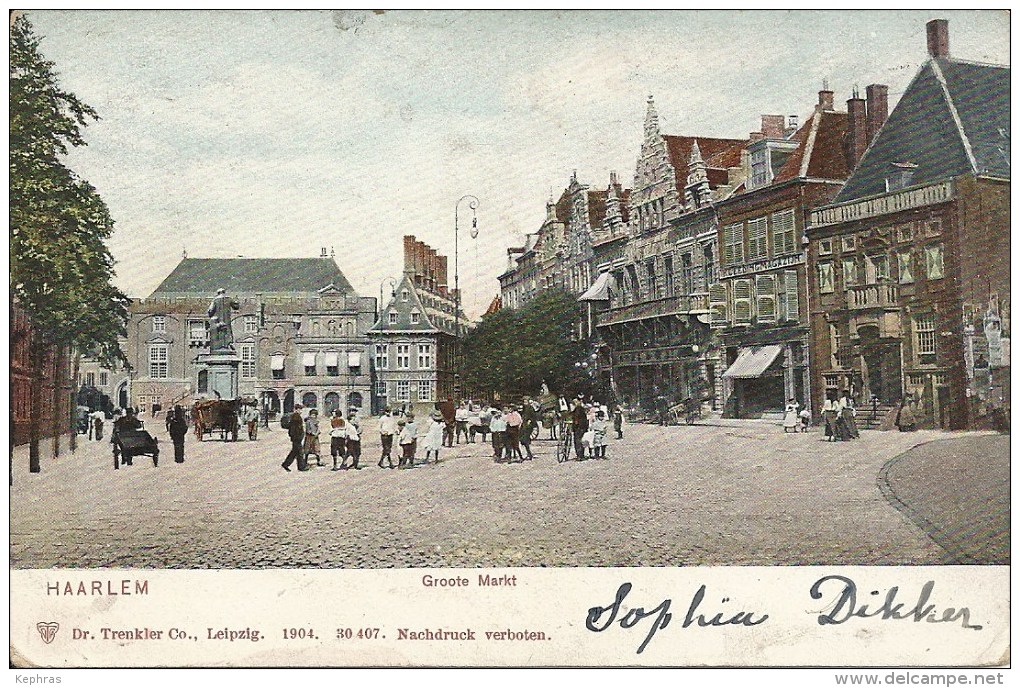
[207,288,240,352]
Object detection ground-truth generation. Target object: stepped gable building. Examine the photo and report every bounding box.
[111,252,377,418]
[806,19,1010,429]
[368,236,466,414]
[591,96,747,411]
[712,87,865,419]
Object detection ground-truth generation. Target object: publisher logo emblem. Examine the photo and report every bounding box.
[37,622,59,644]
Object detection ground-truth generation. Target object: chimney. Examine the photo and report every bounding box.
[865,84,889,141]
[847,88,868,170]
[320,247,327,258]
[437,255,448,288]
[818,88,835,111]
[786,114,799,134]
[749,131,765,143]
[403,235,416,272]
[761,114,786,139]
[926,19,949,59]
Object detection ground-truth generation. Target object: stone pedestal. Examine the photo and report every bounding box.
[197,350,241,400]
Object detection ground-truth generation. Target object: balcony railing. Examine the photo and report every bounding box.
[810,180,954,228]
[601,293,709,326]
[847,283,898,310]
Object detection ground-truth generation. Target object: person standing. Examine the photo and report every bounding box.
[783,399,800,433]
[330,409,348,471]
[282,404,307,472]
[346,415,362,469]
[379,407,398,469]
[519,410,536,460]
[91,409,106,442]
[241,403,259,441]
[455,402,470,444]
[489,408,507,463]
[423,411,444,464]
[504,405,524,462]
[612,405,624,440]
[591,409,609,459]
[439,398,456,448]
[467,406,482,443]
[398,414,417,468]
[822,393,839,442]
[166,405,189,463]
[304,408,322,466]
[571,398,589,460]
[840,393,860,439]
[895,397,917,432]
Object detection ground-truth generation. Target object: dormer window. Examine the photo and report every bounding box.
[401,289,409,302]
[388,311,398,325]
[410,310,420,325]
[885,162,918,192]
[153,315,166,333]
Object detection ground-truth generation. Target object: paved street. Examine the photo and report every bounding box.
[9,419,1002,568]
[879,434,1009,565]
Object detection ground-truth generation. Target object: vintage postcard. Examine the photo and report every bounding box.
[9,9,1010,675]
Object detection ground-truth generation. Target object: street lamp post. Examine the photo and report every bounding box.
[454,194,479,397]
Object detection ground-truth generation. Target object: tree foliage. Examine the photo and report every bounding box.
[10,13,129,365]
[461,288,593,400]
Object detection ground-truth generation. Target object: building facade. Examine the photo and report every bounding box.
[806,20,1010,429]
[86,254,378,419]
[368,236,466,415]
[592,97,747,412]
[12,303,75,447]
[713,90,863,418]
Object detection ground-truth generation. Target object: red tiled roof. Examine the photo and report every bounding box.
[587,190,607,228]
[774,110,851,183]
[484,295,502,316]
[663,135,748,190]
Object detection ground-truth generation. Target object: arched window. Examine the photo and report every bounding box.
[302,392,318,410]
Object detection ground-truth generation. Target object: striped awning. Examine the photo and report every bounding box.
[722,345,783,379]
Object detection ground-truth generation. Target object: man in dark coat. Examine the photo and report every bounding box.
[166,405,189,463]
[571,398,589,461]
[282,404,308,472]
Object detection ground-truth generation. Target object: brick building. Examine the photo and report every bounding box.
[11,302,75,447]
[806,20,1010,429]
[713,88,863,418]
[368,236,466,415]
[87,254,378,419]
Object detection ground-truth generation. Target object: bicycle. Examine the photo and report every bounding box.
[556,419,573,463]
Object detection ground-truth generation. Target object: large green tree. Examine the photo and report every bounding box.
[10,14,129,473]
[462,288,593,401]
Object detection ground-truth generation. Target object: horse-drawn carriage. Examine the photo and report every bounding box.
[534,393,564,440]
[192,398,240,441]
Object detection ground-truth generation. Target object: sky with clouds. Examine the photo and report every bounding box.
[22,10,1009,317]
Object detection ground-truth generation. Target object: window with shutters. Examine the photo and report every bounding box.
[756,275,776,323]
[842,258,859,287]
[898,251,914,284]
[784,270,800,322]
[914,313,937,359]
[771,209,797,255]
[709,283,728,324]
[733,279,752,324]
[747,217,768,261]
[925,244,944,280]
[723,223,744,266]
[818,263,835,294]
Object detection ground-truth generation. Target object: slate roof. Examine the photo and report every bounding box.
[368,274,463,337]
[834,58,1009,202]
[150,258,356,297]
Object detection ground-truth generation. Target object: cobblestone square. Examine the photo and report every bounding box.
[10,420,1006,569]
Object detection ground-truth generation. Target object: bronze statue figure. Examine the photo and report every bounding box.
[207,288,240,351]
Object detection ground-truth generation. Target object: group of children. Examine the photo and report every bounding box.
[300,408,363,470]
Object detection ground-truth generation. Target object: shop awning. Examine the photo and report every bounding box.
[323,352,339,368]
[302,352,317,368]
[579,271,613,301]
[270,354,286,371]
[347,351,361,368]
[721,345,783,379]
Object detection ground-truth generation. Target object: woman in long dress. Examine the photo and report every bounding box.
[822,393,839,441]
[783,399,800,433]
[422,413,445,464]
[839,393,860,439]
